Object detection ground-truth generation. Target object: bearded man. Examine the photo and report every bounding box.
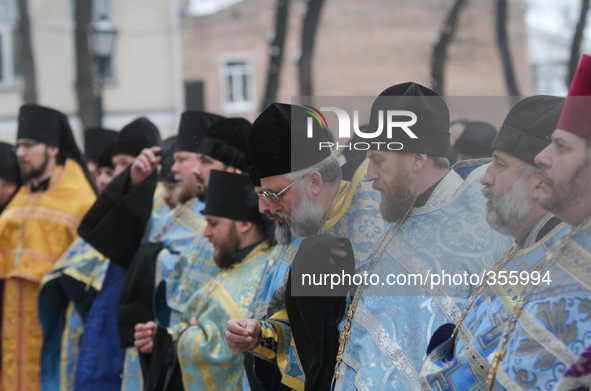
[419,95,567,391]
[225,102,386,390]
[487,55,591,391]
[134,171,275,391]
[0,105,95,391]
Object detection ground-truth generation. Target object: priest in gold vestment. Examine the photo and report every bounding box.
[0,105,96,391]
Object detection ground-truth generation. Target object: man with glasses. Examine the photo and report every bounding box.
[0,104,96,391]
[225,102,386,390]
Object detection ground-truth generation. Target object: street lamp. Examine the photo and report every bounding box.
[88,17,117,127]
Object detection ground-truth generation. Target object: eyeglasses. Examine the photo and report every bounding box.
[259,175,307,204]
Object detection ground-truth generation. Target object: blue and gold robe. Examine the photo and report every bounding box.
[39,237,109,391]
[490,217,591,390]
[419,213,569,390]
[252,159,387,390]
[332,164,513,391]
[175,240,275,391]
[121,196,210,391]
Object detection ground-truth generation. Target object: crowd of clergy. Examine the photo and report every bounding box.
[1,54,591,391]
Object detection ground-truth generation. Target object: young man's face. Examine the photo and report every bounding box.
[203,215,240,268]
[191,154,226,200]
[535,129,591,223]
[96,166,115,193]
[172,151,199,203]
[15,139,56,181]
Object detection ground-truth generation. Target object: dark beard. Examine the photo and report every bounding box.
[214,225,241,269]
[20,149,50,182]
[539,157,591,215]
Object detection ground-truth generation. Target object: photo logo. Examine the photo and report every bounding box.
[305,106,418,151]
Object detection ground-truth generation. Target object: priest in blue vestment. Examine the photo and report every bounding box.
[419,95,568,391]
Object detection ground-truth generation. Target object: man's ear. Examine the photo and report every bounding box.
[235,220,253,235]
[412,154,428,172]
[47,146,59,159]
[531,177,544,201]
[308,171,323,196]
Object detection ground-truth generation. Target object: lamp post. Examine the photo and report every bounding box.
[88,17,117,127]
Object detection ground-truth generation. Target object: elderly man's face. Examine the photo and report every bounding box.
[367,150,416,223]
[255,185,290,244]
[260,175,294,219]
[535,129,591,223]
[480,150,536,236]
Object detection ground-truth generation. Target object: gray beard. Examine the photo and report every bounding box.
[482,176,533,236]
[285,192,325,237]
[275,223,292,244]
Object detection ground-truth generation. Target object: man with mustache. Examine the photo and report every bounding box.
[225,102,387,390]
[127,117,252,389]
[278,83,512,391]
[38,134,135,390]
[419,95,567,391]
[486,55,591,390]
[0,105,96,391]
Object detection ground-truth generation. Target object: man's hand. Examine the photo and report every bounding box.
[225,318,261,353]
[130,147,161,186]
[134,321,157,354]
[329,239,348,266]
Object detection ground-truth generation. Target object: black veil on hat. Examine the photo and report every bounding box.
[367,82,450,157]
[492,96,565,165]
[248,103,331,179]
[197,118,251,171]
[175,110,224,153]
[17,104,94,189]
[112,117,162,157]
[159,136,177,183]
[454,121,497,159]
[202,170,262,225]
[84,127,117,162]
[96,141,115,169]
[0,142,22,187]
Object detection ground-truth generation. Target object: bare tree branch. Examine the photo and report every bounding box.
[496,0,521,96]
[261,0,290,110]
[567,0,590,88]
[431,0,468,95]
[17,0,36,103]
[299,0,325,96]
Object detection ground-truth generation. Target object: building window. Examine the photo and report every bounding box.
[0,0,22,89]
[222,59,255,113]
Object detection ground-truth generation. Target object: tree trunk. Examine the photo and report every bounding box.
[74,0,100,129]
[17,0,37,104]
[567,0,590,88]
[261,0,291,110]
[496,0,521,97]
[431,0,468,95]
[298,0,325,96]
